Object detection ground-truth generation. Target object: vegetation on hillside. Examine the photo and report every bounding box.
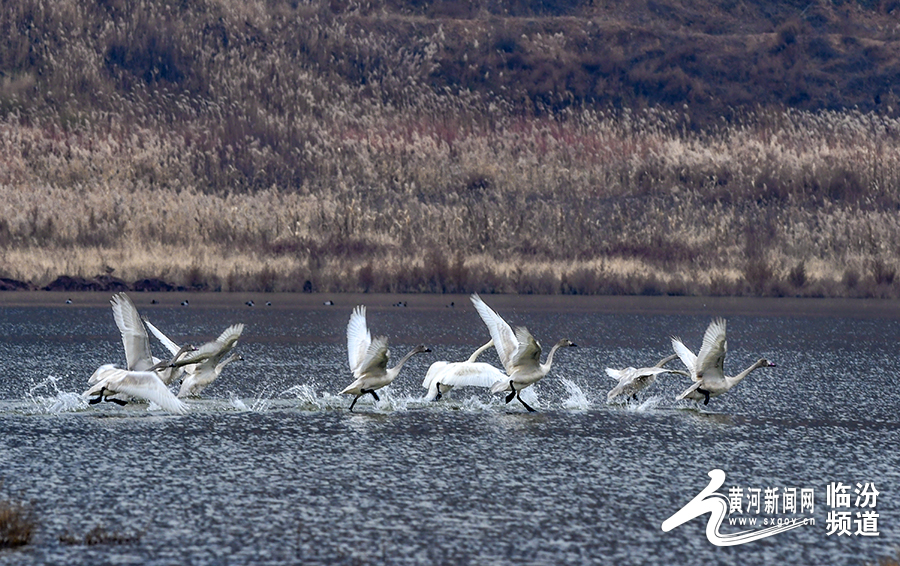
[0,0,899,297]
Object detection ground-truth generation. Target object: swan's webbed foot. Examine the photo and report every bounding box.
[88,395,102,405]
[108,398,129,406]
[434,385,442,401]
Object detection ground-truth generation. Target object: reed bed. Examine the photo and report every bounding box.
[1,0,898,297]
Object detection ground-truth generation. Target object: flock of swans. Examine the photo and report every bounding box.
[84,292,244,415]
[81,292,776,415]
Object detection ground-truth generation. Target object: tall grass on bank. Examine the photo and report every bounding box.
[1,106,899,297]
[0,496,36,548]
[1,0,899,297]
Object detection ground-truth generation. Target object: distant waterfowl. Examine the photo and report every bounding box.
[422,340,505,401]
[245,300,255,307]
[470,294,577,412]
[672,318,776,405]
[84,360,188,415]
[341,305,431,412]
[181,300,189,306]
[606,354,688,402]
[324,300,334,306]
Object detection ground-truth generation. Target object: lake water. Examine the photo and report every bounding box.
[0,293,897,565]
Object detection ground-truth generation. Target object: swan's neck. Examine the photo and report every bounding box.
[727,360,765,388]
[540,343,563,375]
[390,347,423,375]
[467,340,494,363]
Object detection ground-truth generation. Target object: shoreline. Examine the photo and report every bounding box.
[4,290,900,320]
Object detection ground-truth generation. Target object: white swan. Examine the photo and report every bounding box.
[606,353,688,402]
[470,293,577,412]
[166,323,245,396]
[142,318,196,385]
[422,340,505,401]
[89,293,195,404]
[341,305,431,411]
[84,360,188,415]
[178,351,244,398]
[671,318,776,405]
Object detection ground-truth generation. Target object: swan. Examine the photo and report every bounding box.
[90,294,196,404]
[341,305,431,412]
[606,353,688,402]
[169,323,245,369]
[84,359,188,415]
[166,323,245,396]
[470,293,577,412]
[178,351,244,398]
[142,317,197,385]
[671,318,776,405]
[422,340,505,401]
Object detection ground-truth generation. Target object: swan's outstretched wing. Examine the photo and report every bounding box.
[676,379,704,401]
[423,362,450,389]
[696,318,727,381]
[470,294,518,374]
[88,364,119,385]
[671,337,698,378]
[143,318,181,357]
[355,336,390,377]
[215,324,244,350]
[438,363,506,388]
[347,305,372,373]
[510,326,542,369]
[110,293,154,371]
[425,362,506,400]
[85,369,188,415]
[606,367,629,381]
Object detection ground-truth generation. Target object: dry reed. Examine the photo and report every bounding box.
[1,0,899,297]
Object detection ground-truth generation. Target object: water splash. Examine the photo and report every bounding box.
[560,378,591,410]
[282,384,344,411]
[230,386,274,412]
[26,375,86,414]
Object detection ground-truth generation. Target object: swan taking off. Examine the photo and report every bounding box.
[90,293,197,404]
[470,294,577,412]
[341,305,431,412]
[422,340,505,401]
[167,323,245,398]
[84,356,189,415]
[671,318,776,405]
[606,353,688,402]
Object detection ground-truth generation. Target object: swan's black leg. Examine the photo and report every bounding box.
[434,384,442,401]
[699,388,710,405]
[517,390,536,412]
[88,395,102,405]
[505,380,516,404]
[368,390,379,402]
[108,398,128,406]
[349,395,361,412]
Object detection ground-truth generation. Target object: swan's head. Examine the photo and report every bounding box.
[556,339,577,348]
[412,344,432,355]
[757,358,776,368]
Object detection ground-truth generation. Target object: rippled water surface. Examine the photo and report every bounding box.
[0,293,898,565]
